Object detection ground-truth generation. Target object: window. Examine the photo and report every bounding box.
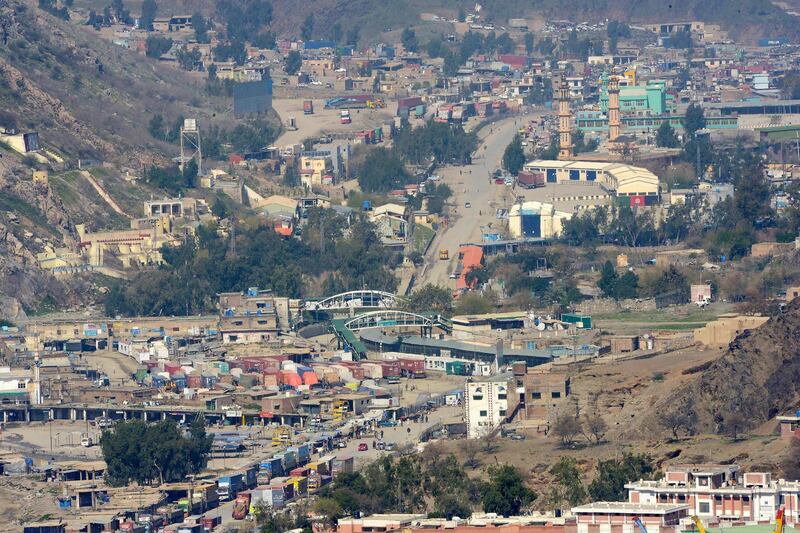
[499,409,507,416]
[472,395,483,401]
[714,495,722,502]
[551,391,561,398]
[498,393,507,400]
[699,502,710,513]
[172,327,180,332]
[569,169,580,181]
[531,392,542,399]
[479,410,487,417]
[233,320,243,326]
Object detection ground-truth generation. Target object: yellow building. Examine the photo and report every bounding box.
[299,155,333,188]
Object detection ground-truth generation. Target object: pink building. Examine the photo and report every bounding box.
[777,413,800,439]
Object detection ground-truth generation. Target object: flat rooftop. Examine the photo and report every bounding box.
[572,502,690,514]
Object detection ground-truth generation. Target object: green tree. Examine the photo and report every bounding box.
[496,33,516,54]
[453,292,495,315]
[524,33,534,55]
[655,121,679,148]
[481,465,536,516]
[457,7,465,22]
[597,260,618,298]
[183,159,198,188]
[683,103,706,140]
[549,457,587,506]
[404,284,453,315]
[148,114,165,140]
[301,14,314,41]
[211,195,230,219]
[176,46,202,70]
[356,147,410,193]
[346,27,359,46]
[101,418,211,486]
[401,27,418,52]
[427,36,447,58]
[192,12,209,43]
[139,0,157,30]
[588,454,654,501]
[502,135,526,176]
[145,35,173,58]
[285,50,303,75]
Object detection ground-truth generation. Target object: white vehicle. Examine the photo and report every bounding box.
[80,433,94,447]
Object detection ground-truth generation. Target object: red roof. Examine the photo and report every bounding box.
[457,245,484,290]
[228,154,244,164]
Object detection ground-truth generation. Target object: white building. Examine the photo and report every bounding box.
[464,372,517,439]
[572,502,689,533]
[626,464,800,525]
[0,367,39,405]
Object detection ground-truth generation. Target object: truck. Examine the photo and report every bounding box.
[231,492,251,520]
[303,100,314,115]
[340,110,351,124]
[217,473,244,501]
[439,248,449,260]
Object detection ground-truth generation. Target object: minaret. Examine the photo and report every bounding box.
[557,75,572,160]
[608,75,621,142]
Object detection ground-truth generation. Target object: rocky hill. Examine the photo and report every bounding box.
[653,299,800,436]
[0,0,255,319]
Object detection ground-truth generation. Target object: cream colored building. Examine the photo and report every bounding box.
[508,201,573,239]
[522,160,661,201]
[693,314,770,347]
[76,218,177,268]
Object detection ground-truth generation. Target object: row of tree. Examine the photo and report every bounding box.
[313,450,534,526]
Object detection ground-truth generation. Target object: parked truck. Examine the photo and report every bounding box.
[217,473,244,501]
[303,100,314,115]
[439,248,449,260]
[340,110,351,124]
[231,492,251,520]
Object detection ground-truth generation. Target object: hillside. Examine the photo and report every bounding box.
[0,0,272,319]
[254,0,797,44]
[653,299,800,437]
[70,0,799,45]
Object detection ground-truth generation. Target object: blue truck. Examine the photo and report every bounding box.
[217,473,244,501]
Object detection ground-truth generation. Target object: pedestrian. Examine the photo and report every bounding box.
[407,427,411,434]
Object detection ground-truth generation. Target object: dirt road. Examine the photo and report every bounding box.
[420,116,524,287]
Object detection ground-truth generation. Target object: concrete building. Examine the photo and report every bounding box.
[522,160,660,206]
[218,288,302,343]
[508,201,573,239]
[520,369,570,422]
[299,154,334,187]
[465,372,518,439]
[693,315,770,347]
[143,197,198,218]
[626,464,800,524]
[572,502,689,533]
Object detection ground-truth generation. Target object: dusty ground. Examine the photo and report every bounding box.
[271,97,394,148]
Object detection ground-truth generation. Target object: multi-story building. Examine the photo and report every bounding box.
[520,369,571,422]
[464,372,518,439]
[626,464,800,524]
[218,288,302,344]
[572,502,689,533]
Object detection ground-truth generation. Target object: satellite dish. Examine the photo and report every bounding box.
[537,322,546,331]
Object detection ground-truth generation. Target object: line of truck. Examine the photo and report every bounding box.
[217,433,356,521]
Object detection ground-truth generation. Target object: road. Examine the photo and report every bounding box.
[204,403,463,525]
[420,116,525,287]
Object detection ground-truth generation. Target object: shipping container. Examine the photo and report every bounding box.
[217,473,244,501]
[561,313,592,329]
[303,100,314,114]
[331,456,355,476]
[398,356,426,378]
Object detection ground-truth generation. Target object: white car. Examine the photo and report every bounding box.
[465,202,472,208]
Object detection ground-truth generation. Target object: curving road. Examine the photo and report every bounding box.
[420,116,526,287]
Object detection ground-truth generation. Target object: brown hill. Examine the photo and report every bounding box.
[653,300,800,437]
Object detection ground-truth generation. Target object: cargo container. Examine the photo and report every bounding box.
[361,362,383,379]
[177,525,202,533]
[398,356,426,378]
[258,457,283,482]
[517,171,545,189]
[378,360,400,378]
[251,486,285,509]
[200,516,221,532]
[561,313,592,329]
[303,100,314,114]
[287,475,308,496]
[445,360,470,376]
[332,456,355,476]
[270,477,295,500]
[245,465,258,488]
[297,443,311,462]
[290,466,310,477]
[217,473,243,501]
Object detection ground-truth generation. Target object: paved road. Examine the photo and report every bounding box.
[420,116,526,287]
